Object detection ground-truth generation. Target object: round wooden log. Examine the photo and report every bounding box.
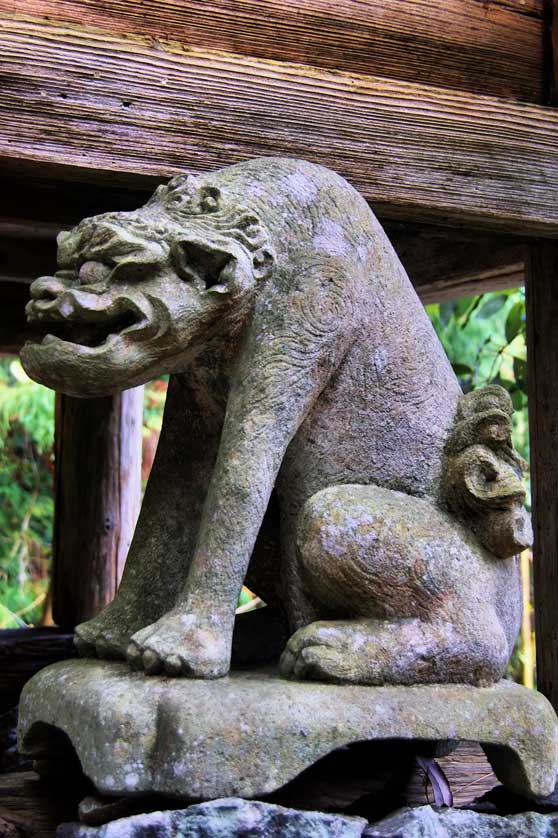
[52,387,143,630]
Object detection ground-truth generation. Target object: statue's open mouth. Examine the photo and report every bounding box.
[25,292,150,351]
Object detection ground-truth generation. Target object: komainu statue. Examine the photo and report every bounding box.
[21,158,532,685]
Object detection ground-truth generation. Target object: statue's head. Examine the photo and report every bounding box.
[21,175,275,396]
[442,385,532,559]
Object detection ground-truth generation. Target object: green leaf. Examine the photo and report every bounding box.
[439,302,455,327]
[505,301,524,344]
[513,357,527,383]
[510,342,527,361]
[238,589,252,607]
[511,389,525,410]
[477,295,507,319]
[491,376,514,392]
[451,363,473,377]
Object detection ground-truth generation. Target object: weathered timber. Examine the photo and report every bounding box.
[0,628,74,711]
[526,240,558,713]
[0,281,43,352]
[1,0,546,103]
[0,771,82,838]
[405,742,497,808]
[387,224,525,303]
[52,388,143,630]
[548,0,558,105]
[1,18,558,236]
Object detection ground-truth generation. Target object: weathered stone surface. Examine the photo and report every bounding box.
[20,157,530,688]
[56,802,558,838]
[365,805,558,837]
[58,798,367,837]
[19,661,558,800]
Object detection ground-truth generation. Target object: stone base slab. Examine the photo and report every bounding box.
[18,660,558,800]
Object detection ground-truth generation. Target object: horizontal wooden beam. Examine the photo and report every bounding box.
[1,18,557,237]
[1,0,547,104]
[386,224,525,302]
[0,628,74,710]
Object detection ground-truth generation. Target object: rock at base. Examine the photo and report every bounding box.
[18,660,558,801]
[366,805,558,837]
[57,801,558,838]
[57,798,367,837]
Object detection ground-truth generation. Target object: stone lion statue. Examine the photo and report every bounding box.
[21,158,531,685]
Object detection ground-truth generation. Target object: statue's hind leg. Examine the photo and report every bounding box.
[279,616,509,685]
[279,484,510,685]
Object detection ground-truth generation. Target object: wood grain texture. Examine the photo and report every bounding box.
[388,224,525,302]
[52,389,142,630]
[1,17,558,236]
[405,742,497,807]
[1,0,546,103]
[526,240,558,712]
[0,627,74,709]
[0,771,80,838]
[548,0,558,104]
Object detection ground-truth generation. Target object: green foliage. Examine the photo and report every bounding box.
[0,359,55,453]
[0,357,55,627]
[427,289,529,471]
[143,377,168,437]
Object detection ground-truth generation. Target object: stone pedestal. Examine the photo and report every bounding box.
[18,660,558,801]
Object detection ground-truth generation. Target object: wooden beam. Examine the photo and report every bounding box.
[386,224,525,302]
[0,628,74,712]
[1,18,558,236]
[526,240,558,711]
[0,771,81,838]
[1,0,546,103]
[0,280,45,352]
[525,0,558,711]
[52,389,143,630]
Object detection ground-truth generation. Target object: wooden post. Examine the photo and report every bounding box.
[525,241,558,709]
[52,388,143,630]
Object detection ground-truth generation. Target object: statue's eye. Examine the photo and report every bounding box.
[78,261,112,285]
[171,240,233,293]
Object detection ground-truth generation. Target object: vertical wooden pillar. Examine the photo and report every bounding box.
[52,387,143,630]
[526,241,558,709]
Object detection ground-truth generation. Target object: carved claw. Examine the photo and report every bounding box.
[74,634,97,659]
[125,612,231,679]
[163,655,183,677]
[126,642,143,671]
[95,634,124,660]
[279,624,354,683]
[142,649,163,676]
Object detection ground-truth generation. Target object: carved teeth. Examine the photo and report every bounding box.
[58,298,75,319]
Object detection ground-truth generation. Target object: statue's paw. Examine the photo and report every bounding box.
[75,613,136,662]
[73,629,98,659]
[279,622,356,683]
[126,612,230,679]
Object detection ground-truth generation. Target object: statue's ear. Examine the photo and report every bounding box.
[171,239,235,294]
[463,447,524,508]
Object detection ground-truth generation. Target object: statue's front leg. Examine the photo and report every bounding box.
[75,375,222,661]
[126,422,286,677]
